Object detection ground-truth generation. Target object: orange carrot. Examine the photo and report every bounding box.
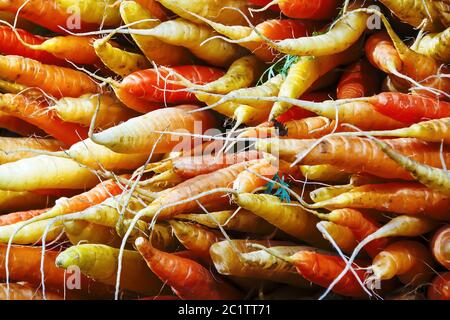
[0,56,99,98]
[0,208,49,227]
[0,282,63,300]
[233,159,278,193]
[336,59,382,99]
[257,0,339,20]
[428,273,450,300]
[275,92,329,123]
[135,237,243,300]
[0,93,88,146]
[431,225,450,270]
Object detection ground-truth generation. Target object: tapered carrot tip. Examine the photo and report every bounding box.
[135,237,154,258]
[55,249,80,269]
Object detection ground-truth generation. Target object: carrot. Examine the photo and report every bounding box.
[0,111,44,137]
[317,221,357,254]
[0,137,64,164]
[413,27,450,63]
[135,237,243,299]
[367,135,450,196]
[63,220,123,247]
[181,12,321,62]
[234,193,329,248]
[0,93,88,146]
[132,0,170,21]
[233,159,278,193]
[0,282,62,300]
[378,0,444,31]
[175,209,276,235]
[262,10,368,57]
[258,137,450,180]
[130,18,247,67]
[270,41,362,120]
[0,208,49,227]
[275,92,329,123]
[289,251,369,297]
[210,240,311,287]
[56,244,168,295]
[0,56,100,98]
[0,244,115,299]
[368,240,435,286]
[93,38,151,78]
[118,66,225,105]
[52,94,138,129]
[365,31,403,77]
[0,155,98,191]
[0,0,98,33]
[0,190,52,214]
[321,215,438,298]
[310,183,450,221]
[367,93,450,124]
[55,0,121,26]
[278,117,343,139]
[430,225,450,270]
[336,59,382,99]
[137,162,257,220]
[300,165,350,183]
[169,220,222,263]
[91,105,219,154]
[253,0,339,20]
[315,209,388,257]
[0,79,40,97]
[119,1,192,66]
[0,26,66,66]
[154,0,266,26]
[249,0,280,11]
[428,273,450,300]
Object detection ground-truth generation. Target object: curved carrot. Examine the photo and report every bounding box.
[135,237,243,300]
[233,159,278,193]
[0,93,88,146]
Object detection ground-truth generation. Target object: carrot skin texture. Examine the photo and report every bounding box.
[275,92,329,123]
[278,0,339,20]
[290,251,369,297]
[337,59,382,99]
[0,208,49,226]
[431,225,450,270]
[428,273,450,300]
[135,237,243,300]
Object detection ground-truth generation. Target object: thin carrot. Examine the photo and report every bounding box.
[0,56,100,98]
[0,137,64,164]
[233,159,278,193]
[0,111,44,137]
[336,59,382,99]
[136,237,243,299]
[430,225,450,270]
[0,93,88,146]
[368,240,435,286]
[300,165,350,183]
[275,92,329,123]
[428,273,450,300]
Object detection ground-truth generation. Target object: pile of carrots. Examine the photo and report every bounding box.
[0,0,448,300]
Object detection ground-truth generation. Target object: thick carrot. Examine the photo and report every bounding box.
[135,237,243,299]
[55,243,168,295]
[133,0,170,21]
[413,27,450,63]
[0,208,49,227]
[0,282,62,300]
[369,240,435,286]
[0,56,100,98]
[0,190,52,214]
[317,221,358,254]
[119,1,192,66]
[289,251,369,297]
[91,105,219,154]
[0,93,88,146]
[52,94,137,129]
[0,0,98,33]
[310,183,450,221]
[169,220,222,263]
[119,66,224,104]
[0,244,115,299]
[64,220,123,247]
[431,225,450,270]
[0,137,64,164]
[55,0,121,26]
[428,273,450,300]
[234,193,329,248]
[336,59,382,99]
[0,26,65,66]
[0,111,44,137]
